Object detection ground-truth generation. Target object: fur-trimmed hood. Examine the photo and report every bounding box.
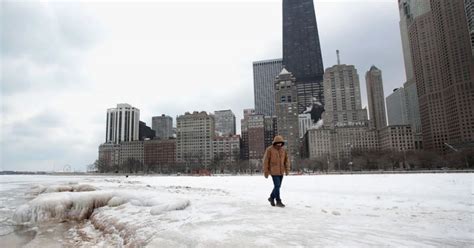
[272,135,285,145]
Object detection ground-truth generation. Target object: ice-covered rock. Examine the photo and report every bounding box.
[13,191,115,223]
[13,190,191,226]
[150,199,190,215]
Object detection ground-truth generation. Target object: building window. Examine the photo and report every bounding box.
[281,96,286,102]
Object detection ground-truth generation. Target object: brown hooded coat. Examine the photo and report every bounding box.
[263,135,290,176]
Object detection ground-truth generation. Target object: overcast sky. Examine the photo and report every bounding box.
[1,0,405,172]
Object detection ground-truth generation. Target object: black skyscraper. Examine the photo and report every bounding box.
[282,0,324,117]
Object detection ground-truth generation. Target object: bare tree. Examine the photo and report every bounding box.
[94,159,108,173]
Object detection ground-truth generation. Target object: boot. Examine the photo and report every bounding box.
[268,197,275,207]
[276,200,285,208]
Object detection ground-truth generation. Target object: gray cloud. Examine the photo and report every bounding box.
[1,1,101,171]
[0,1,100,94]
[8,111,63,137]
[1,1,98,63]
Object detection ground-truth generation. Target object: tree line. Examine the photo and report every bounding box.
[298,148,474,172]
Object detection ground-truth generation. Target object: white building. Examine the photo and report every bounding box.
[106,103,140,144]
[298,113,312,138]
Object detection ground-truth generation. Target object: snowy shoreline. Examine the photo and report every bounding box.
[2,169,473,177]
[1,174,473,247]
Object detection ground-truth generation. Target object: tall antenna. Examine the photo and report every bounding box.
[336,50,341,65]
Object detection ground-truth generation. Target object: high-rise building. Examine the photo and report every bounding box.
[465,0,474,55]
[322,62,368,128]
[399,0,430,82]
[152,115,173,139]
[283,0,325,115]
[214,110,236,136]
[106,103,140,144]
[402,0,474,151]
[366,66,387,130]
[139,121,155,140]
[275,68,300,163]
[386,88,409,126]
[176,111,215,166]
[253,59,283,116]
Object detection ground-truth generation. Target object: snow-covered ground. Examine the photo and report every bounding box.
[0,173,473,247]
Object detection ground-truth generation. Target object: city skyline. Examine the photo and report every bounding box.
[2,0,408,171]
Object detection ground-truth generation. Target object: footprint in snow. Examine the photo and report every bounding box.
[321,209,327,213]
[332,211,341,216]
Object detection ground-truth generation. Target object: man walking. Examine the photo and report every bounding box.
[263,135,290,207]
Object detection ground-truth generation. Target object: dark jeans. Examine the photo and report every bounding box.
[270,175,283,201]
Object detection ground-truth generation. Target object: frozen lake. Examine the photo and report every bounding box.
[0,173,473,247]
